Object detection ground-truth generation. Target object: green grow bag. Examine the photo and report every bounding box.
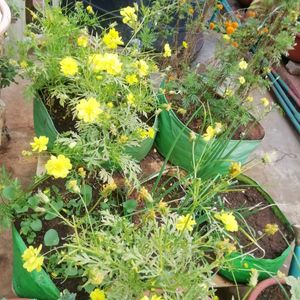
[155,92,262,174]
[34,97,158,161]
[218,175,294,283]
[12,226,60,300]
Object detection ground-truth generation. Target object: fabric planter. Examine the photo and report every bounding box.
[33,97,158,162]
[155,92,263,176]
[12,226,60,300]
[218,175,294,283]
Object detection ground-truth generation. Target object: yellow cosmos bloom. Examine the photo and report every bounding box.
[137,128,148,139]
[78,167,86,178]
[119,134,129,143]
[22,245,44,272]
[246,96,254,102]
[264,223,279,235]
[77,35,89,47]
[202,126,216,142]
[120,6,138,27]
[88,54,107,73]
[76,97,102,123]
[239,76,246,85]
[30,136,49,153]
[60,56,79,76]
[90,288,106,300]
[176,214,196,232]
[140,296,163,300]
[86,5,94,14]
[148,127,155,139]
[229,161,242,177]
[182,41,188,49]
[139,186,153,202]
[126,74,139,85]
[103,53,122,75]
[215,211,238,232]
[135,59,149,77]
[223,34,231,41]
[127,92,135,106]
[103,28,124,49]
[102,180,117,197]
[67,180,80,193]
[261,97,269,107]
[20,60,28,69]
[225,88,234,97]
[239,59,248,70]
[163,43,172,57]
[45,154,72,179]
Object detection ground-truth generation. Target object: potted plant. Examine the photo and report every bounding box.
[155,1,299,176]
[216,175,294,283]
[247,276,300,300]
[18,3,159,180]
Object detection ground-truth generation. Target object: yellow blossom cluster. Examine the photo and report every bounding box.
[215,211,238,232]
[45,154,72,179]
[22,244,44,272]
[176,214,196,232]
[120,6,138,28]
[201,122,223,142]
[103,28,124,49]
[76,97,103,123]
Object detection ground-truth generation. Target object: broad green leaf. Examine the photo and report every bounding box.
[30,219,42,231]
[44,229,59,246]
[81,184,92,206]
[123,199,137,213]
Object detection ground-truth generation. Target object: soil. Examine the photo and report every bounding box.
[220,184,294,259]
[165,95,265,141]
[257,284,291,300]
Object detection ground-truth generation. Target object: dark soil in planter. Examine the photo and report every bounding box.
[257,284,291,300]
[220,184,294,259]
[165,94,265,141]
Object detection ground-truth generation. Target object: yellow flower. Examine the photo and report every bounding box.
[261,97,269,107]
[22,150,32,157]
[89,268,104,285]
[103,28,124,49]
[239,59,248,70]
[127,92,135,106]
[86,5,94,14]
[223,34,231,41]
[177,108,187,115]
[214,122,223,134]
[107,102,114,108]
[140,295,163,300]
[90,288,106,300]
[216,239,236,254]
[264,223,279,235]
[102,180,117,197]
[76,97,102,123]
[77,35,89,47]
[176,214,196,232]
[246,96,254,102]
[148,127,155,139]
[30,136,49,153]
[163,43,172,57]
[182,41,188,49]
[215,211,238,232]
[103,53,122,75]
[135,59,149,77]
[60,57,79,76]
[137,128,148,139]
[229,161,242,177]
[120,6,138,27]
[119,134,129,143]
[139,186,153,202]
[67,180,80,193]
[126,74,138,85]
[88,54,107,73]
[22,245,44,272]
[239,76,246,85]
[225,88,234,97]
[202,126,216,142]
[20,60,28,69]
[45,155,72,179]
[78,167,86,178]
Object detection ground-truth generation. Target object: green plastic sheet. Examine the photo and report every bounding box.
[155,92,262,175]
[218,175,294,283]
[34,97,158,162]
[12,226,60,300]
